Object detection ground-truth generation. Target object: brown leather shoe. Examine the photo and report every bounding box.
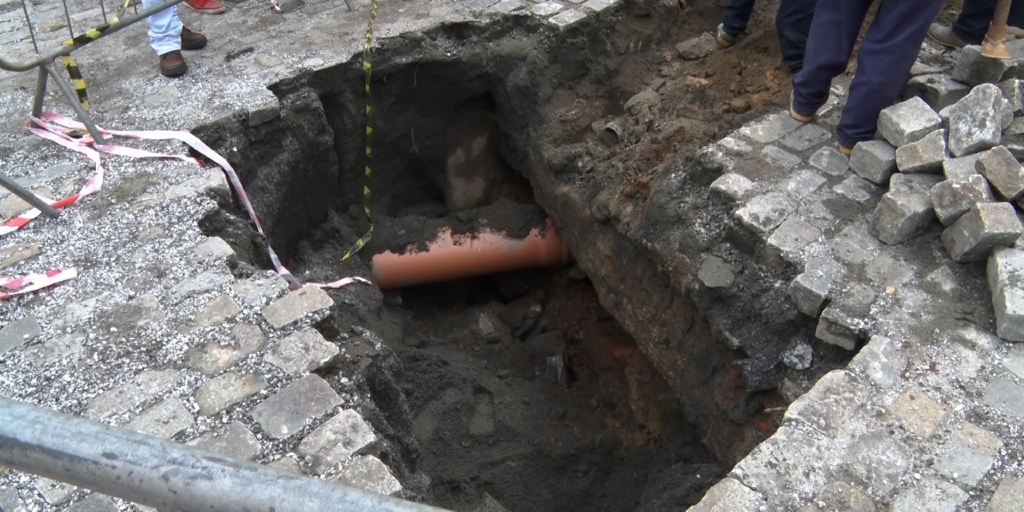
[159,50,188,77]
[181,27,207,51]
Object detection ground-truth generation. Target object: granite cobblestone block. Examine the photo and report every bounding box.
[262,284,334,329]
[930,174,995,226]
[265,329,339,376]
[299,409,378,473]
[941,202,1023,262]
[337,456,402,496]
[933,422,1002,486]
[975,145,1024,200]
[809,146,850,176]
[733,192,797,236]
[877,96,941,147]
[709,173,753,202]
[850,140,897,185]
[946,83,1005,157]
[195,373,268,416]
[943,154,982,181]
[788,257,845,317]
[904,73,971,111]
[870,187,934,245]
[895,128,947,173]
[951,45,1016,86]
[989,248,1024,341]
[187,422,261,461]
[251,375,343,439]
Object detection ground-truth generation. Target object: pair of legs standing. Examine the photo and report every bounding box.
[791,0,946,150]
[718,0,817,73]
[142,0,226,77]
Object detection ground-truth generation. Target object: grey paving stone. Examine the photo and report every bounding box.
[0,314,41,354]
[905,73,971,111]
[730,424,832,507]
[547,8,586,28]
[891,388,950,439]
[194,236,234,263]
[689,478,766,511]
[815,284,876,350]
[187,323,267,376]
[761,145,802,169]
[0,242,40,270]
[865,253,915,287]
[187,421,261,461]
[952,45,1017,86]
[891,477,968,512]
[850,140,897,185]
[698,255,734,288]
[848,335,905,388]
[931,175,996,226]
[844,432,912,497]
[709,173,753,202]
[944,154,983,181]
[934,422,1003,486]
[0,487,23,512]
[987,377,1024,417]
[86,369,180,421]
[248,98,282,127]
[337,455,402,496]
[788,257,845,317]
[895,129,947,173]
[1000,97,1015,130]
[194,373,268,416]
[265,328,339,376]
[733,192,798,236]
[890,170,946,194]
[992,281,1024,342]
[779,169,826,198]
[196,294,241,327]
[809,146,850,176]
[36,477,76,505]
[251,374,343,439]
[976,146,1024,200]
[232,273,290,307]
[813,481,875,512]
[165,168,230,201]
[987,247,1024,293]
[941,202,1023,262]
[172,270,233,302]
[767,217,822,262]
[262,284,334,329]
[779,124,832,151]
[266,456,303,474]
[465,0,499,7]
[64,494,119,512]
[676,33,717,61]
[531,0,564,16]
[492,0,525,12]
[298,409,377,473]
[1001,80,1024,115]
[718,136,752,154]
[581,0,615,11]
[988,477,1024,512]
[1002,344,1024,378]
[947,83,1005,157]
[831,225,881,265]
[738,113,803,144]
[834,175,880,202]
[783,370,866,435]
[871,187,934,245]
[25,332,85,366]
[878,96,942,147]
[126,398,195,439]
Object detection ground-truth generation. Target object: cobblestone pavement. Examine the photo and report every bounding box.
[0,0,1022,510]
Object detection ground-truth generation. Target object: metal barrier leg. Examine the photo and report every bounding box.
[30,66,46,121]
[43,63,107,145]
[0,175,60,219]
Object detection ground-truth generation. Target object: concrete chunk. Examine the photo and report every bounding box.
[942,202,1024,262]
[878,96,942,147]
[895,129,947,173]
[947,84,1005,157]
[931,175,996,226]
[976,146,1024,199]
[262,284,334,329]
[871,188,934,245]
[850,140,897,185]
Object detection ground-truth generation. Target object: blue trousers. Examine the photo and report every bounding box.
[721,0,817,72]
[953,0,1024,45]
[792,0,946,147]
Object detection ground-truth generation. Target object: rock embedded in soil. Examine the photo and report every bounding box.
[877,96,942,147]
[675,33,718,61]
[946,84,1005,157]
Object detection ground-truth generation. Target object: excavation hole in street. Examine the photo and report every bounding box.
[198,3,856,510]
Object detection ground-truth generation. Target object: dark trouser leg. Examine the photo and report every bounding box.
[721,0,758,37]
[952,0,996,45]
[791,0,873,116]
[837,0,947,147]
[775,0,818,73]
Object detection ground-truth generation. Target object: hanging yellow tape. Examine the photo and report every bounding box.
[339,0,377,261]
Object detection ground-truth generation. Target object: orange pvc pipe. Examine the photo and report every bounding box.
[371,217,573,289]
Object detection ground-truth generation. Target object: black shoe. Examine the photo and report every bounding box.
[181,27,208,51]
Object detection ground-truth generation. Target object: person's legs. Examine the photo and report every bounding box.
[837,0,947,147]
[775,0,817,73]
[142,0,182,56]
[952,0,997,45]
[721,0,758,37]
[791,0,872,116]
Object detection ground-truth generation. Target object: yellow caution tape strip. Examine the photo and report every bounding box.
[60,0,132,112]
[339,0,377,261]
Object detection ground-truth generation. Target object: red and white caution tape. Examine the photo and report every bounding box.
[6,111,370,298]
[0,268,78,300]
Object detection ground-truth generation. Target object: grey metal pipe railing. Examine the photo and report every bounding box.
[0,398,449,512]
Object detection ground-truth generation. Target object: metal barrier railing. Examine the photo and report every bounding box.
[0,398,449,512]
[0,0,183,218]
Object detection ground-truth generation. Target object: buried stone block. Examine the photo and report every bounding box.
[849,140,897,185]
[733,192,798,237]
[788,257,846,317]
[895,129,947,173]
[946,83,1005,157]
[814,285,876,351]
[942,202,1024,262]
[931,174,996,226]
[877,96,942,147]
[988,248,1024,341]
[976,146,1024,200]
[870,187,934,245]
